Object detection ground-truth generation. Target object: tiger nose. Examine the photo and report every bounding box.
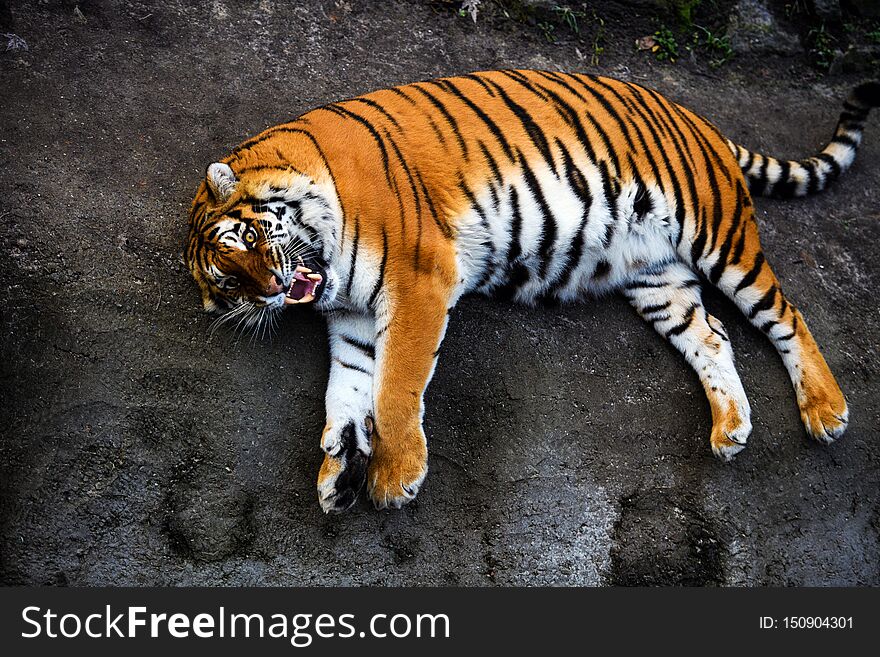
[266,275,285,296]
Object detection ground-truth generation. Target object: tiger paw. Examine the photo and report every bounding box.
[799,392,848,445]
[316,419,372,513]
[709,398,752,462]
[367,430,428,510]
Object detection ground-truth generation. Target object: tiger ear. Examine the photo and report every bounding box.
[206,162,238,203]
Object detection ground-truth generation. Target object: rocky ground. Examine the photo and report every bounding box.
[1,0,878,586]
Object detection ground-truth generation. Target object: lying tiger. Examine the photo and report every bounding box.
[185,70,878,512]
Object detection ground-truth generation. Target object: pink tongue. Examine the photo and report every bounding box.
[288,271,317,301]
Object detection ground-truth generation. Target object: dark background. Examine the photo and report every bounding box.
[1,0,878,585]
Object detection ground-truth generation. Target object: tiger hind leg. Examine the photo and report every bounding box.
[705,219,848,444]
[625,261,752,459]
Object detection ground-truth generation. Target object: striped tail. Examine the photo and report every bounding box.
[726,81,879,199]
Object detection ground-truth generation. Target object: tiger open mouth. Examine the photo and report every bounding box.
[285,259,325,305]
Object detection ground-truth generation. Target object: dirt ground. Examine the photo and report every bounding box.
[1,0,878,586]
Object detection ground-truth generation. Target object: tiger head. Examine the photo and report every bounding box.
[184,162,341,329]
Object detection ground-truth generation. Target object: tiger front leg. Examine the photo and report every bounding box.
[317,311,377,513]
[368,282,451,509]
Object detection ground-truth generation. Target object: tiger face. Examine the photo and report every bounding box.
[185,162,341,328]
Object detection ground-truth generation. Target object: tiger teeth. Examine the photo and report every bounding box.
[284,293,314,305]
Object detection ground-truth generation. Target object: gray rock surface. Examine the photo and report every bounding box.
[727,0,802,56]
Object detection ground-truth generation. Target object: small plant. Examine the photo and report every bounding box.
[458,0,481,23]
[670,0,702,26]
[694,26,733,69]
[808,23,836,71]
[590,13,606,66]
[867,26,880,44]
[652,26,679,62]
[554,5,585,35]
[538,21,557,43]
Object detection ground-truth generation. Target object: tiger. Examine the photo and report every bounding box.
[184,70,878,513]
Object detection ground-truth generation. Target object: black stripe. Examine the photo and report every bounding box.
[380,126,422,233]
[320,105,393,187]
[667,102,733,187]
[498,70,550,102]
[458,177,498,289]
[335,359,371,375]
[750,156,769,196]
[598,160,617,247]
[691,207,709,266]
[536,71,620,173]
[589,78,668,190]
[518,151,558,279]
[409,84,469,156]
[344,214,360,298]
[491,187,525,296]
[503,70,549,98]
[415,170,454,240]
[624,279,671,290]
[774,329,796,342]
[707,183,746,283]
[637,86,703,245]
[464,72,498,97]
[743,149,755,176]
[702,151,726,255]
[346,97,402,130]
[773,159,798,198]
[551,136,594,293]
[391,86,446,145]
[706,311,729,341]
[562,73,647,170]
[831,133,859,149]
[340,335,375,359]
[626,83,696,172]
[592,260,611,279]
[632,178,652,218]
[529,75,602,165]
[748,285,777,320]
[429,79,514,161]
[368,228,388,308]
[734,252,765,294]
[641,301,672,316]
[507,186,524,263]
[457,177,492,235]
[729,223,747,267]
[540,71,622,174]
[478,140,504,186]
[557,138,592,201]
[666,304,698,337]
[388,87,417,105]
[805,158,820,194]
[816,152,842,181]
[592,78,685,236]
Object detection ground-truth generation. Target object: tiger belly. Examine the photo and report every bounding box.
[452,162,681,304]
